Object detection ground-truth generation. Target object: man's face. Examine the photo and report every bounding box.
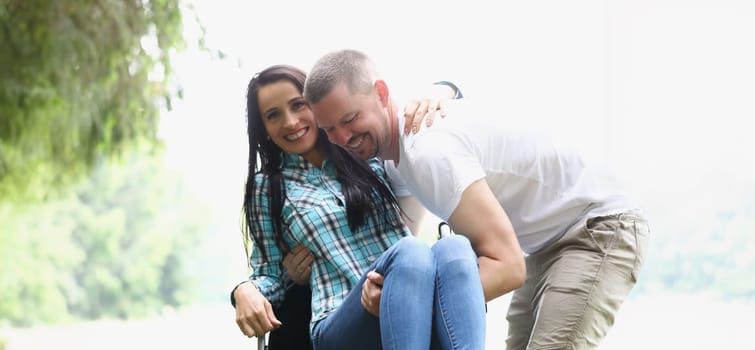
[310,82,389,160]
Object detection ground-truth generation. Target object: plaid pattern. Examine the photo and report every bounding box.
[248,153,409,330]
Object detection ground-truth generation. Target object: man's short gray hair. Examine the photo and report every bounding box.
[304,49,377,103]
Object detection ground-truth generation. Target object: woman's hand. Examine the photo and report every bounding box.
[402,83,458,134]
[282,245,314,285]
[403,98,448,135]
[234,281,282,338]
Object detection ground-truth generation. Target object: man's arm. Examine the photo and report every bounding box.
[447,178,526,301]
[397,194,426,236]
[384,159,426,236]
[361,194,425,316]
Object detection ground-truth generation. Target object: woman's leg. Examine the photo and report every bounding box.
[430,235,486,350]
[311,272,383,350]
[313,236,436,350]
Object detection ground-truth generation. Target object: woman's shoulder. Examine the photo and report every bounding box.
[366,157,387,179]
[252,172,270,192]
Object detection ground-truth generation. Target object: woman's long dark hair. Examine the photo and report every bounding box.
[242,65,404,262]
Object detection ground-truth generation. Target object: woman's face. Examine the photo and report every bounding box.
[258,80,319,158]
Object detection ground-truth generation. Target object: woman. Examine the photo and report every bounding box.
[233,64,486,349]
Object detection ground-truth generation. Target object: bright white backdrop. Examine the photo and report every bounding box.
[159,0,755,348]
[4,1,755,349]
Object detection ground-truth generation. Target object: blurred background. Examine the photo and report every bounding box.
[1,0,753,349]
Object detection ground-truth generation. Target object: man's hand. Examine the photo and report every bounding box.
[282,245,314,285]
[361,270,384,316]
[234,281,282,338]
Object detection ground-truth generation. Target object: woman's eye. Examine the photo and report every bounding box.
[292,101,308,110]
[265,111,279,120]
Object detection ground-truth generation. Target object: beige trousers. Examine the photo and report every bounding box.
[505,211,650,350]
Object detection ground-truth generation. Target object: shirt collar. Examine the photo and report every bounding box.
[281,152,335,174]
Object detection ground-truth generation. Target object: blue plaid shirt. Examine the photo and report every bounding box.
[248,152,410,331]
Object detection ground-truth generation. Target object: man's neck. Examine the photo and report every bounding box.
[382,100,401,164]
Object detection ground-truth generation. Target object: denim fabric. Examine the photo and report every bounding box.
[312,235,486,350]
[431,235,486,350]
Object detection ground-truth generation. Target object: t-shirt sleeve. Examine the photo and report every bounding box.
[403,128,486,220]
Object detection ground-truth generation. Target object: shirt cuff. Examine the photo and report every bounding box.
[229,280,249,308]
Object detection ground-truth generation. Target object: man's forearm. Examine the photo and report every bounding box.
[478,255,525,301]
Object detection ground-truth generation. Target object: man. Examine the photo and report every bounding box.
[304,49,649,350]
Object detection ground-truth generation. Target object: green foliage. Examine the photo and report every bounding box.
[0,152,210,326]
[0,0,188,201]
[0,199,81,325]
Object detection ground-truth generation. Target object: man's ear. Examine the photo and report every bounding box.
[374,79,390,107]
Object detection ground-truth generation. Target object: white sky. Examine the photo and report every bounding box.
[160,0,755,242]
[132,3,755,345]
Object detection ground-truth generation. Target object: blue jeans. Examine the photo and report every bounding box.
[312,235,486,350]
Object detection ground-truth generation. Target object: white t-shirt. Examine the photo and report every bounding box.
[385,99,636,254]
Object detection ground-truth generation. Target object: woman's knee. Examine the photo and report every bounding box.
[432,235,476,264]
[391,236,434,269]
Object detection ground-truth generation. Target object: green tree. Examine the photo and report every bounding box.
[0,0,188,201]
[0,198,83,325]
[0,153,210,326]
